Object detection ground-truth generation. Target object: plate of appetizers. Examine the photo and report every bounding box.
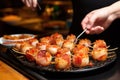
[0,34,36,47]
[10,33,117,72]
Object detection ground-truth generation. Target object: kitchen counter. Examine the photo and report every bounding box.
[0,60,29,80]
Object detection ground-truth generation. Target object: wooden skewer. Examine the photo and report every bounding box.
[107,54,116,59]
[74,28,87,44]
[107,45,110,48]
[108,51,115,54]
[108,47,118,51]
[37,3,41,10]
[17,56,24,59]
[37,0,41,10]
[51,61,55,64]
[88,45,93,48]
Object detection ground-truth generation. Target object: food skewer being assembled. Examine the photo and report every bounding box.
[50,32,64,47]
[72,44,90,67]
[78,38,92,47]
[35,50,52,66]
[55,48,72,70]
[25,47,39,61]
[46,44,61,55]
[16,42,33,54]
[62,40,75,51]
[91,40,108,61]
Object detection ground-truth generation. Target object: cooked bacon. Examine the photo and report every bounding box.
[78,38,91,47]
[55,48,71,70]
[72,46,89,67]
[55,38,64,47]
[50,32,64,46]
[73,45,90,55]
[35,50,52,66]
[14,42,24,51]
[91,39,108,61]
[27,38,39,47]
[62,40,75,51]
[14,32,110,70]
[93,39,107,49]
[19,42,33,54]
[50,32,64,40]
[36,42,48,50]
[66,34,76,42]
[25,48,39,61]
[72,54,82,67]
[14,39,38,51]
[46,44,61,55]
[72,54,89,67]
[91,48,108,61]
[40,36,52,44]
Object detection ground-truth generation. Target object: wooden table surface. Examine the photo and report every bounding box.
[0,60,29,80]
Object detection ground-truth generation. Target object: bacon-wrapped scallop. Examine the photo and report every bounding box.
[78,38,91,47]
[50,32,64,40]
[35,50,52,66]
[62,40,75,51]
[91,39,108,61]
[25,47,39,61]
[36,42,48,50]
[46,44,61,55]
[72,45,89,67]
[72,53,89,67]
[55,48,71,70]
[39,36,52,44]
[27,38,39,47]
[66,34,76,42]
[91,48,108,61]
[93,39,107,49]
[50,32,64,47]
[74,45,90,55]
[19,42,33,54]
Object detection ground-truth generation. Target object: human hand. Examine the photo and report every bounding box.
[22,0,37,8]
[81,7,116,34]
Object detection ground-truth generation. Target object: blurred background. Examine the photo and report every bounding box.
[0,0,73,36]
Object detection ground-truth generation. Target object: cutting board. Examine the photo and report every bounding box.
[0,60,29,80]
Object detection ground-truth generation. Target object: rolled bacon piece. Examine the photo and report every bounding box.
[25,47,39,61]
[55,48,71,70]
[91,48,108,61]
[46,44,61,55]
[91,39,108,61]
[78,38,91,47]
[93,39,107,49]
[35,50,52,66]
[72,45,89,67]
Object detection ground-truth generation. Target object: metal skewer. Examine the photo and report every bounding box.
[37,0,41,10]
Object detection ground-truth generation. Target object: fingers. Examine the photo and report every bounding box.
[81,10,105,34]
[32,0,37,8]
[26,0,31,7]
[22,0,37,8]
[81,11,95,30]
[86,26,104,34]
[22,0,30,7]
[87,13,97,29]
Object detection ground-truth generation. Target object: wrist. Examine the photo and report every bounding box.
[107,1,120,19]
